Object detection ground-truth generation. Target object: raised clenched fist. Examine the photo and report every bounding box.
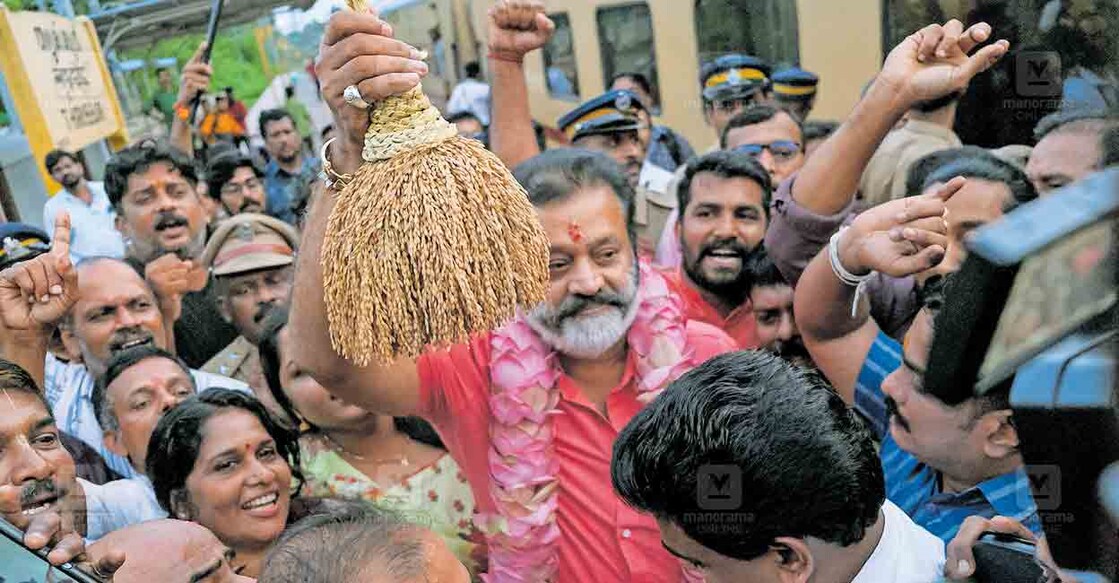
[488,0,556,62]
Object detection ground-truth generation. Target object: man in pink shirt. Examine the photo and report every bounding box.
[292,6,735,579]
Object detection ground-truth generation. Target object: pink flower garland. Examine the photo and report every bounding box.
[477,263,694,582]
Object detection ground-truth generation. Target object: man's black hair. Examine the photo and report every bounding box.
[612,351,884,561]
[260,505,427,582]
[0,358,51,413]
[913,90,962,113]
[720,103,803,149]
[611,72,653,97]
[259,108,296,139]
[513,149,636,246]
[905,147,977,199]
[44,149,79,174]
[803,120,839,142]
[676,150,772,217]
[921,147,1037,209]
[464,61,481,79]
[93,345,194,433]
[103,139,199,209]
[1104,124,1119,167]
[147,389,304,514]
[1033,107,1118,141]
[446,111,481,125]
[205,151,264,200]
[743,248,789,298]
[917,273,1014,421]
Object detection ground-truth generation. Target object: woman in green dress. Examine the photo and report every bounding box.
[258,307,486,577]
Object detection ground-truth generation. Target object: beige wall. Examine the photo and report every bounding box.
[797,0,883,121]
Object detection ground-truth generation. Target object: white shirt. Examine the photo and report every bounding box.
[852,500,946,582]
[42,181,126,263]
[447,78,492,125]
[81,475,167,542]
[45,354,250,479]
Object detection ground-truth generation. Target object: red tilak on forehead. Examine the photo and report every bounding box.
[567,220,583,242]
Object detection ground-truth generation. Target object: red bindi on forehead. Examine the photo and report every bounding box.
[567,220,584,243]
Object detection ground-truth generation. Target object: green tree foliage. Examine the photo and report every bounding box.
[124,24,272,106]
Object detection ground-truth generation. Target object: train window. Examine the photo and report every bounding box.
[597,3,661,106]
[883,0,1118,147]
[695,0,799,70]
[543,12,580,100]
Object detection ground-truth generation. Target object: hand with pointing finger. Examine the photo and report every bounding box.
[0,212,78,332]
[836,178,964,278]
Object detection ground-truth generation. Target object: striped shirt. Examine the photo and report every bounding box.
[44,353,250,478]
[854,331,1043,542]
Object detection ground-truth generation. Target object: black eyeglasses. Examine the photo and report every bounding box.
[734,140,801,162]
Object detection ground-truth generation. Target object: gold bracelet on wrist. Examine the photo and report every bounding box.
[319,137,355,192]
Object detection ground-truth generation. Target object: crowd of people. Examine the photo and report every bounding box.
[0,0,1116,581]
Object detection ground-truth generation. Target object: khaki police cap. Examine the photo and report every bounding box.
[201,213,299,277]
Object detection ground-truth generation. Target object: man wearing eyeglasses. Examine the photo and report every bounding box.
[204,152,268,220]
[721,103,806,187]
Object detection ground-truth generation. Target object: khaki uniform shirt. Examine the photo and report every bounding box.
[201,336,263,389]
[858,120,962,207]
[633,184,676,256]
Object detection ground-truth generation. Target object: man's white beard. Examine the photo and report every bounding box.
[526,269,640,359]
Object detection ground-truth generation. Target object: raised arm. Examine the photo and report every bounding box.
[168,43,213,155]
[0,213,77,390]
[487,0,555,169]
[289,9,430,416]
[796,178,963,402]
[791,20,1007,215]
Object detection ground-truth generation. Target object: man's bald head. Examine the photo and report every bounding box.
[260,506,471,583]
[88,519,251,583]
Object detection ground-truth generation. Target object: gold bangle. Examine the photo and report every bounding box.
[319,137,355,191]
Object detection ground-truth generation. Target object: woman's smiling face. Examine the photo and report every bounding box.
[180,409,292,552]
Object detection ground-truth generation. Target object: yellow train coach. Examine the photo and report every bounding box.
[383,0,1116,150]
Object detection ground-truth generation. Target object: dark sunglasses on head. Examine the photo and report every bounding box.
[734,140,801,162]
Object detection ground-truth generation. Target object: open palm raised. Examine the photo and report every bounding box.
[878,19,1010,108]
[0,212,79,331]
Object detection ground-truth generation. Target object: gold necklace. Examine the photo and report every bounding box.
[322,433,410,467]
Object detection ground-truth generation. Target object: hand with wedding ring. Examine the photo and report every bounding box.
[835,177,964,279]
[316,5,430,175]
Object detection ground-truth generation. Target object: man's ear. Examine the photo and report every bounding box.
[770,538,814,582]
[114,213,128,238]
[216,296,232,324]
[980,410,1020,460]
[103,428,128,458]
[59,324,84,363]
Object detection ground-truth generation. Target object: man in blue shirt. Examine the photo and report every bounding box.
[795,185,1042,544]
[259,109,320,225]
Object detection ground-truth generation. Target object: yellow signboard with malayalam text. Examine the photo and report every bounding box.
[0,7,128,190]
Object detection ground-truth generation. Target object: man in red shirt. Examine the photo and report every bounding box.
[294,10,737,575]
[661,150,771,348]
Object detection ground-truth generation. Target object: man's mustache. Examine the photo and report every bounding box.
[885,396,911,433]
[700,239,751,261]
[108,327,155,352]
[553,290,628,324]
[253,301,277,324]
[20,479,61,509]
[154,212,189,232]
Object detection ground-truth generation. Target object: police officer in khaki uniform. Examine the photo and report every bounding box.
[557,89,674,256]
[200,214,298,422]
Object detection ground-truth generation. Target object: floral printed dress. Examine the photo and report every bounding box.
[299,436,487,577]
